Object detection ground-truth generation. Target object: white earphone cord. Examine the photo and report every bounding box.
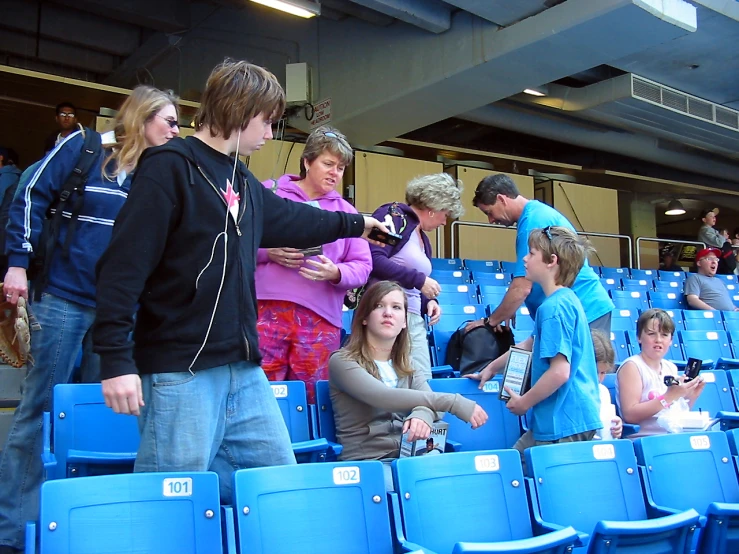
[187,128,241,374]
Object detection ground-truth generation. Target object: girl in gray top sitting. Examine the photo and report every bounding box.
[329,281,488,488]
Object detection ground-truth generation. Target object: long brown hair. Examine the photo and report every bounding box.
[104,85,179,179]
[342,281,413,379]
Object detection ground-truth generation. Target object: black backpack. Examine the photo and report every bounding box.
[30,128,103,300]
[445,322,514,376]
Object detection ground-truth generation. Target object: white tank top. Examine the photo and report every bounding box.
[615,354,678,437]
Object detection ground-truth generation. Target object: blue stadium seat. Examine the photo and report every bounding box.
[648,291,687,311]
[437,303,486,320]
[621,278,653,292]
[271,381,334,462]
[733,294,739,309]
[464,259,500,273]
[610,308,639,332]
[437,284,478,305]
[42,384,139,481]
[232,461,396,554]
[634,432,739,554]
[663,308,685,330]
[679,330,739,369]
[27,472,225,554]
[431,269,470,285]
[683,310,723,331]
[631,269,657,281]
[653,280,684,293]
[716,274,737,285]
[723,311,739,333]
[599,277,621,292]
[314,380,343,460]
[610,330,630,364]
[601,374,641,438]
[513,305,535,331]
[389,451,578,554]
[480,285,508,308]
[627,330,686,365]
[526,440,700,553]
[473,272,512,286]
[611,290,649,311]
[658,270,686,282]
[431,258,464,271]
[590,265,602,276]
[341,309,353,345]
[499,260,517,274]
[428,377,522,451]
[600,267,629,280]
[689,370,739,429]
[431,327,455,368]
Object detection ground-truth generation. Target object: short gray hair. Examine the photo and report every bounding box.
[405,173,464,219]
[300,125,353,179]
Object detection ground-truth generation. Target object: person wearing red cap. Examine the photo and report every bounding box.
[685,248,738,311]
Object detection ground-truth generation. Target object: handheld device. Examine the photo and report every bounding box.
[683,357,702,382]
[499,347,533,402]
[367,227,402,246]
[299,245,323,257]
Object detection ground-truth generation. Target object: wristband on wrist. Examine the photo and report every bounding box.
[657,395,669,409]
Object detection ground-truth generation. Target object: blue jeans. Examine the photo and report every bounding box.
[135,361,296,504]
[0,293,99,550]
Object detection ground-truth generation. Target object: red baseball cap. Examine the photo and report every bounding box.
[695,247,721,262]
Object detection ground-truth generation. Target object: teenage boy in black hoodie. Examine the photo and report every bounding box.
[93,60,387,502]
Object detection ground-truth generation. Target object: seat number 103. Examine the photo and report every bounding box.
[163,477,193,497]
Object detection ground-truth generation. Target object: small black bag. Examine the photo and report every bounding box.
[445,322,515,376]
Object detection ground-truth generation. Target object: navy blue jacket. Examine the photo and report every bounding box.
[5,130,130,307]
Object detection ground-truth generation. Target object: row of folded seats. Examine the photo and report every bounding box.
[29,379,739,553]
[431,257,706,282]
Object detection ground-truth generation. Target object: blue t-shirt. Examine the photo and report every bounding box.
[530,287,601,441]
[514,200,614,322]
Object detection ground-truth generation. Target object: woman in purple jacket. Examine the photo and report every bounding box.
[255,126,371,402]
[369,174,464,380]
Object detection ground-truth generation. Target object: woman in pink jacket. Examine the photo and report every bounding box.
[255,126,371,402]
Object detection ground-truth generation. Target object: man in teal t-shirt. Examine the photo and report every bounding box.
[466,173,613,336]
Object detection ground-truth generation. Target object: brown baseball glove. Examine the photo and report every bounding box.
[0,294,31,368]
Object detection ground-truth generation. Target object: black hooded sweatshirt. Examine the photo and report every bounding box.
[93,136,364,380]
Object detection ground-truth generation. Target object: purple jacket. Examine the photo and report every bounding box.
[255,174,371,327]
[369,202,433,312]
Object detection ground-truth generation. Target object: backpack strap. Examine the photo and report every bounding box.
[33,128,102,301]
[59,128,103,257]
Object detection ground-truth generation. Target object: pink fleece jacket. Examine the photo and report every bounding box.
[255,174,371,328]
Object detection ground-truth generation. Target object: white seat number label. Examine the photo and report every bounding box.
[690,435,711,450]
[483,381,500,393]
[333,466,360,485]
[474,455,500,472]
[592,444,615,460]
[271,385,288,398]
[163,478,192,497]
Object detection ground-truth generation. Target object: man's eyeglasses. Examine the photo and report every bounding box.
[156,115,179,129]
[58,113,75,118]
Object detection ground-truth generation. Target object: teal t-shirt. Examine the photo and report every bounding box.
[514,200,614,322]
[530,287,601,441]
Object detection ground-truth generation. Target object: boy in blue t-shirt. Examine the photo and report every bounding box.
[502,225,601,457]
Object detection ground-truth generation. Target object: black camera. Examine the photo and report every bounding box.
[663,375,680,387]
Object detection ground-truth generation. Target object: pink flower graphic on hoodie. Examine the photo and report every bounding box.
[222,179,240,222]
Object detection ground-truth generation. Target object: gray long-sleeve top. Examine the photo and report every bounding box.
[328,350,476,461]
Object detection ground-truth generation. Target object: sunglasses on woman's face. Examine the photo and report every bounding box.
[156,114,179,129]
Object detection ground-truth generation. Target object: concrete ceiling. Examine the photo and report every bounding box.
[1,0,738,202]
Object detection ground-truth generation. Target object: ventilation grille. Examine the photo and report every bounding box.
[632,75,739,131]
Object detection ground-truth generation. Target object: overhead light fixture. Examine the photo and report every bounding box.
[665,199,686,216]
[523,85,548,97]
[250,0,320,18]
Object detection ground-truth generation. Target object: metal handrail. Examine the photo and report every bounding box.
[449,221,633,267]
[635,237,706,269]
